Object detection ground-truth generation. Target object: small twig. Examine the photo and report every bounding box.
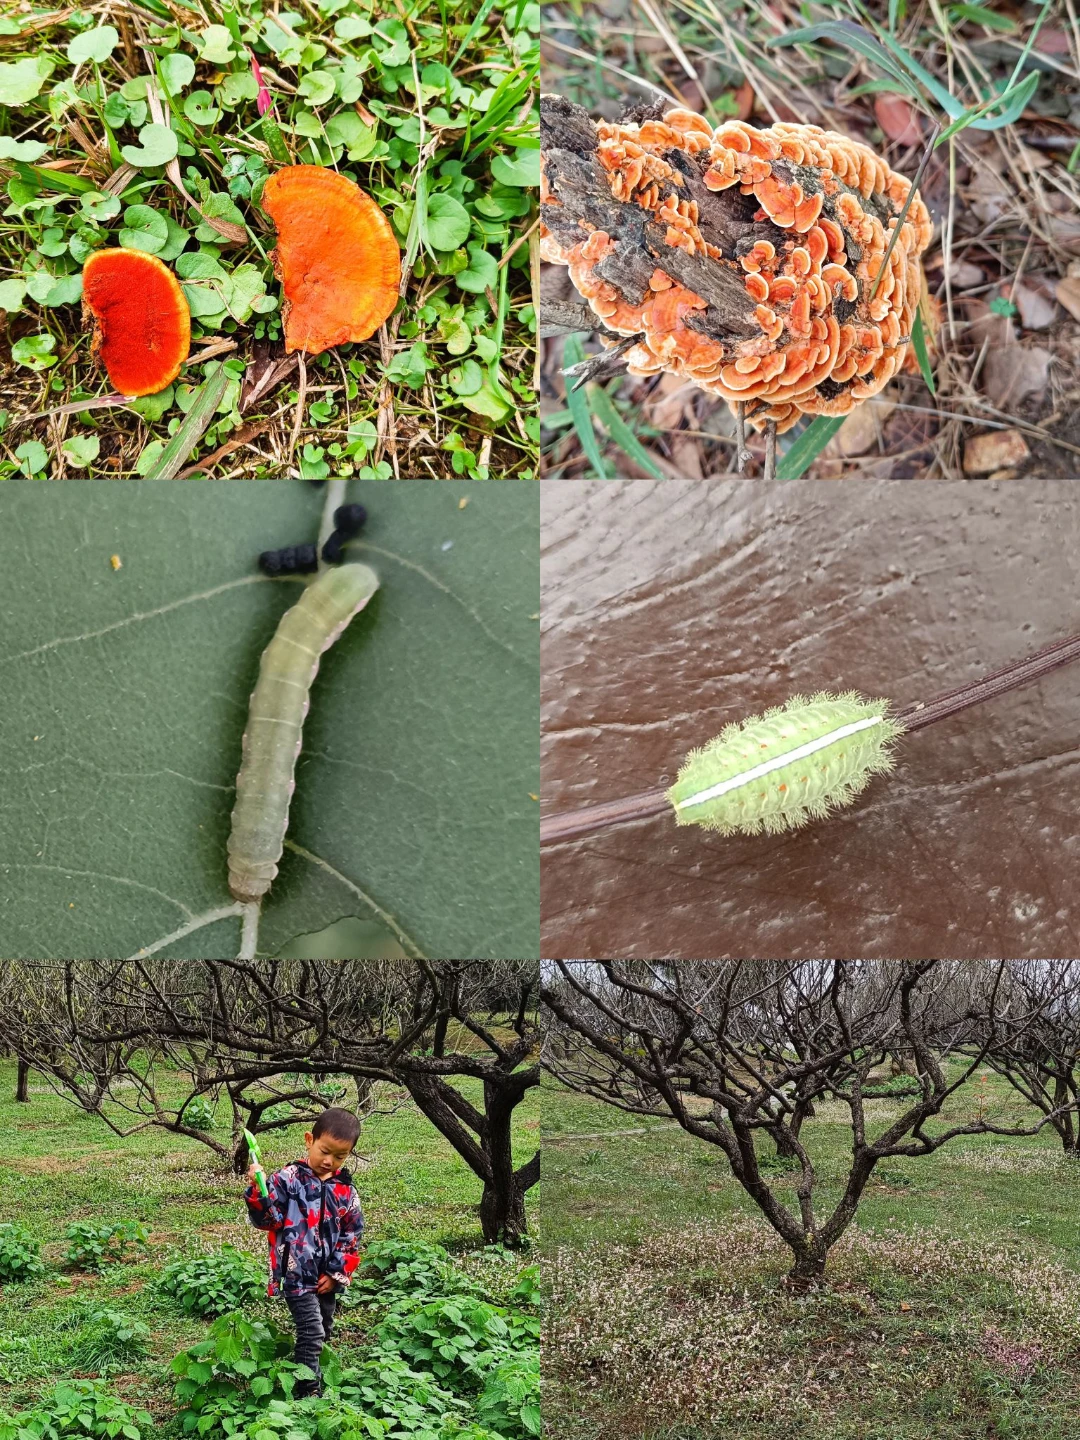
[540,627,1080,845]
[735,401,748,474]
[288,352,307,463]
[763,420,777,480]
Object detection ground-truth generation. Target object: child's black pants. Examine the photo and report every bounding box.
[285,1289,338,1396]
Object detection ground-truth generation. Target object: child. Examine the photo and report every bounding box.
[244,1106,365,1398]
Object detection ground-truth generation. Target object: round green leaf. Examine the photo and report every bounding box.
[0,137,47,161]
[42,274,83,306]
[15,440,48,476]
[249,293,278,314]
[184,90,221,126]
[426,193,471,251]
[160,52,196,95]
[491,150,539,187]
[0,57,54,106]
[24,271,55,303]
[129,385,174,421]
[198,24,235,64]
[66,25,119,65]
[456,243,498,295]
[157,216,190,263]
[325,110,375,159]
[0,278,27,312]
[81,190,122,222]
[119,205,169,254]
[62,435,100,468]
[121,123,179,169]
[298,70,336,106]
[460,379,511,421]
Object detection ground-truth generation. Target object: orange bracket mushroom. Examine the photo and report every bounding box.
[82,248,191,398]
[540,95,933,435]
[260,165,401,356]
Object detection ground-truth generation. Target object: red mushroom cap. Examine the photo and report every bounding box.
[81,248,191,398]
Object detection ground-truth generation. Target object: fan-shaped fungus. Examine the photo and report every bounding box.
[261,165,401,355]
[540,96,933,435]
[81,248,191,397]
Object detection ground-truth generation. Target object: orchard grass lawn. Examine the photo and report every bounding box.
[0,1061,539,1429]
[542,1063,1080,1440]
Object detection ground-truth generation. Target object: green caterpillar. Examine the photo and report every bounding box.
[666,692,902,835]
[227,562,379,903]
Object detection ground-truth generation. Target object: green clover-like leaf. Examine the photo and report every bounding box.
[298,70,336,106]
[491,150,539,187]
[41,274,83,306]
[15,440,48,476]
[121,123,179,169]
[184,90,221,126]
[456,243,498,295]
[0,278,27,312]
[0,57,54,106]
[160,52,196,95]
[198,24,236,64]
[325,110,375,159]
[426,193,471,251]
[66,26,119,65]
[62,435,100,468]
[0,136,47,161]
[119,204,170,255]
[81,191,122,221]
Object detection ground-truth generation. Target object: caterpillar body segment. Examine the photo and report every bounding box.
[666,691,901,835]
[227,562,379,903]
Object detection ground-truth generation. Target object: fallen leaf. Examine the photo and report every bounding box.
[899,1302,912,1312]
[874,94,922,146]
[982,344,1051,409]
[963,429,1030,475]
[1007,279,1057,331]
[942,259,985,289]
[828,396,897,457]
[1056,276,1080,321]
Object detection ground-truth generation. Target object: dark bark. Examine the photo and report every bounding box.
[15,1058,29,1103]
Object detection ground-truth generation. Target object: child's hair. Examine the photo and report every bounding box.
[311,1107,361,1147]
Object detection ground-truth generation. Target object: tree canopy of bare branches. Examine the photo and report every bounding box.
[541,960,1076,1285]
[0,960,539,1245]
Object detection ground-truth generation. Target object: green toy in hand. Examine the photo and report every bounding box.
[244,1128,269,1199]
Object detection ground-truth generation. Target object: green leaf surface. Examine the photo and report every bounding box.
[0,136,47,161]
[160,52,196,95]
[0,57,54,106]
[0,485,539,960]
[491,150,539,187]
[426,193,472,251]
[66,25,119,65]
[121,122,179,169]
[775,415,847,480]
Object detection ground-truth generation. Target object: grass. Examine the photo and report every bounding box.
[0,0,539,478]
[541,0,1080,479]
[0,1060,539,1428]
[542,1063,1080,1440]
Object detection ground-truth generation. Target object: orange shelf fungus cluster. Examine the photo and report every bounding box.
[261,165,401,356]
[540,99,933,432]
[81,248,191,397]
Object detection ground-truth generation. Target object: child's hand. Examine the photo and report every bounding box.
[315,1274,336,1294]
[246,1164,260,1186]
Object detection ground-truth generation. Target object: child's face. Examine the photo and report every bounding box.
[304,1130,354,1178]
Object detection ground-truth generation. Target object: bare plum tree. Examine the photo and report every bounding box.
[541,960,1074,1286]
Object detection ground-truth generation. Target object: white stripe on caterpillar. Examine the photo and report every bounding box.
[674,714,886,812]
[227,562,379,903]
[667,692,901,836]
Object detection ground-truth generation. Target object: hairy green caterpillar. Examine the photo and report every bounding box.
[227,562,380,903]
[667,692,901,835]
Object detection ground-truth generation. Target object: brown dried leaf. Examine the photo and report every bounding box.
[874,94,922,146]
